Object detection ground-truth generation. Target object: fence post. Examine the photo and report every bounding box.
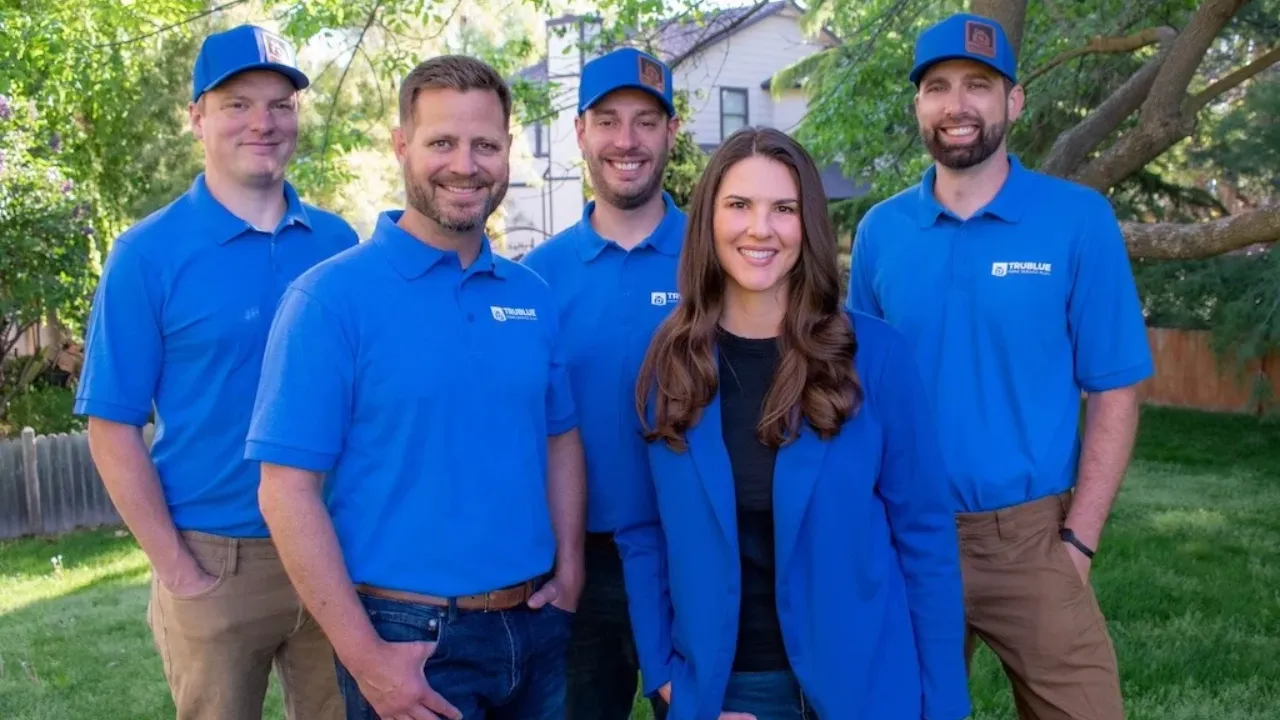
[21,427,43,535]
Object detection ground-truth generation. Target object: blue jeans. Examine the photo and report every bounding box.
[336,592,572,719]
[567,536,668,720]
[721,671,816,719]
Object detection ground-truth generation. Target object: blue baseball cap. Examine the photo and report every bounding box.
[579,47,675,116]
[910,13,1017,85]
[192,24,310,102]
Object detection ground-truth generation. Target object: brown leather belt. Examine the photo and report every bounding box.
[356,575,548,612]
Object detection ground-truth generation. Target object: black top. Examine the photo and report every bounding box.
[716,326,790,672]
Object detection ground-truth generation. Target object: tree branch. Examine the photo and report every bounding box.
[1023,26,1176,86]
[1141,0,1250,117]
[1185,45,1280,115]
[1039,45,1171,178]
[1123,205,1280,260]
[92,0,249,48]
[1070,0,1250,191]
[320,1,384,174]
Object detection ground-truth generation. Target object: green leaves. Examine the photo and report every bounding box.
[0,94,99,350]
[663,90,708,210]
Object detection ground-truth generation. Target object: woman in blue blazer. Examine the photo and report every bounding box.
[615,127,971,720]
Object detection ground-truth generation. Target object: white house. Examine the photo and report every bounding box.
[498,0,862,257]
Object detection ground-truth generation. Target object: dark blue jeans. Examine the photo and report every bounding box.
[567,536,668,720]
[721,670,816,719]
[336,592,572,719]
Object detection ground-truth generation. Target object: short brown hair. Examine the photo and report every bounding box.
[398,55,512,128]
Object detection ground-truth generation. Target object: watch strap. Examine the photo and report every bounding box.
[1059,527,1095,558]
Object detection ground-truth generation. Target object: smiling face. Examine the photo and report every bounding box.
[914,58,1023,170]
[712,154,803,298]
[577,88,678,210]
[191,70,299,187]
[393,86,510,234]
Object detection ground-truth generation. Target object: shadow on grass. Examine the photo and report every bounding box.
[1133,405,1280,476]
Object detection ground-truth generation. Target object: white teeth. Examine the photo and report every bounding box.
[445,186,478,194]
[943,126,977,137]
[740,248,776,259]
[611,161,642,171]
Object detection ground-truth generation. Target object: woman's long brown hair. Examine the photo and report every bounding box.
[635,127,863,452]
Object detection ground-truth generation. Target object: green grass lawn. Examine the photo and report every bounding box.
[2,406,1278,719]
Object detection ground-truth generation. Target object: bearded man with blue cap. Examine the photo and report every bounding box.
[846,12,1151,720]
[76,23,356,719]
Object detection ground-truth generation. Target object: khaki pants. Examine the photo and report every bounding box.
[146,530,343,720]
[957,492,1125,720]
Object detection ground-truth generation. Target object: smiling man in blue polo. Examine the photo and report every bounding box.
[247,54,586,720]
[846,13,1152,720]
[75,24,356,720]
[521,46,682,720]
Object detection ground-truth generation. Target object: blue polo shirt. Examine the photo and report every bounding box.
[74,174,358,537]
[245,210,577,597]
[846,155,1153,513]
[521,192,685,533]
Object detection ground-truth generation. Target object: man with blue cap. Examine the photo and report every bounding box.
[76,23,356,719]
[521,45,681,720]
[846,12,1150,720]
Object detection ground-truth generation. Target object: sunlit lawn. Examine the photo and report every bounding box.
[2,406,1278,719]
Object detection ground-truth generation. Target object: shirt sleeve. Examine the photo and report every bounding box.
[1068,195,1155,392]
[73,239,163,426]
[544,298,578,436]
[874,329,972,720]
[845,220,884,318]
[245,285,355,472]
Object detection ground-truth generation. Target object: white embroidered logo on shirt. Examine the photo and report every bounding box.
[992,261,1051,277]
[490,305,537,322]
[650,291,681,306]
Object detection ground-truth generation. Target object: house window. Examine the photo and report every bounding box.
[533,121,550,158]
[720,88,748,140]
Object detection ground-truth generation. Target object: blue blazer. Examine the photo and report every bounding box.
[615,311,971,720]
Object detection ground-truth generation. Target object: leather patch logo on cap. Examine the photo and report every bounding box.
[262,31,296,66]
[638,55,666,93]
[964,20,997,58]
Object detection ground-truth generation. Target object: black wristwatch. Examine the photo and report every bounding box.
[1060,527,1095,559]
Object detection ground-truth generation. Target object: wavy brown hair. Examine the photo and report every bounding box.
[636,127,863,452]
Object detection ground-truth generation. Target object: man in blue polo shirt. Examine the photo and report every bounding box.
[247,54,586,720]
[846,13,1152,720]
[75,24,356,720]
[521,46,681,720]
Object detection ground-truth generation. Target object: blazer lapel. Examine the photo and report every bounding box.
[773,424,830,576]
[686,393,738,543]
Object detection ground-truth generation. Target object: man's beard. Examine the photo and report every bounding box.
[586,145,669,210]
[405,171,508,233]
[920,113,1008,170]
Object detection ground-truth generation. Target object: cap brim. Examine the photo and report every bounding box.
[910,54,1015,85]
[200,63,311,98]
[581,83,675,116]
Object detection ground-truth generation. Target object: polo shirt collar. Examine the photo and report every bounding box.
[190,173,312,244]
[574,191,684,262]
[372,210,505,281]
[916,153,1030,227]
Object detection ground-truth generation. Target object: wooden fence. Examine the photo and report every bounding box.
[0,327,1274,540]
[0,426,154,540]
[1138,327,1280,415]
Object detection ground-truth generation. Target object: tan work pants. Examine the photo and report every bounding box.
[957,491,1126,720]
[145,530,343,720]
